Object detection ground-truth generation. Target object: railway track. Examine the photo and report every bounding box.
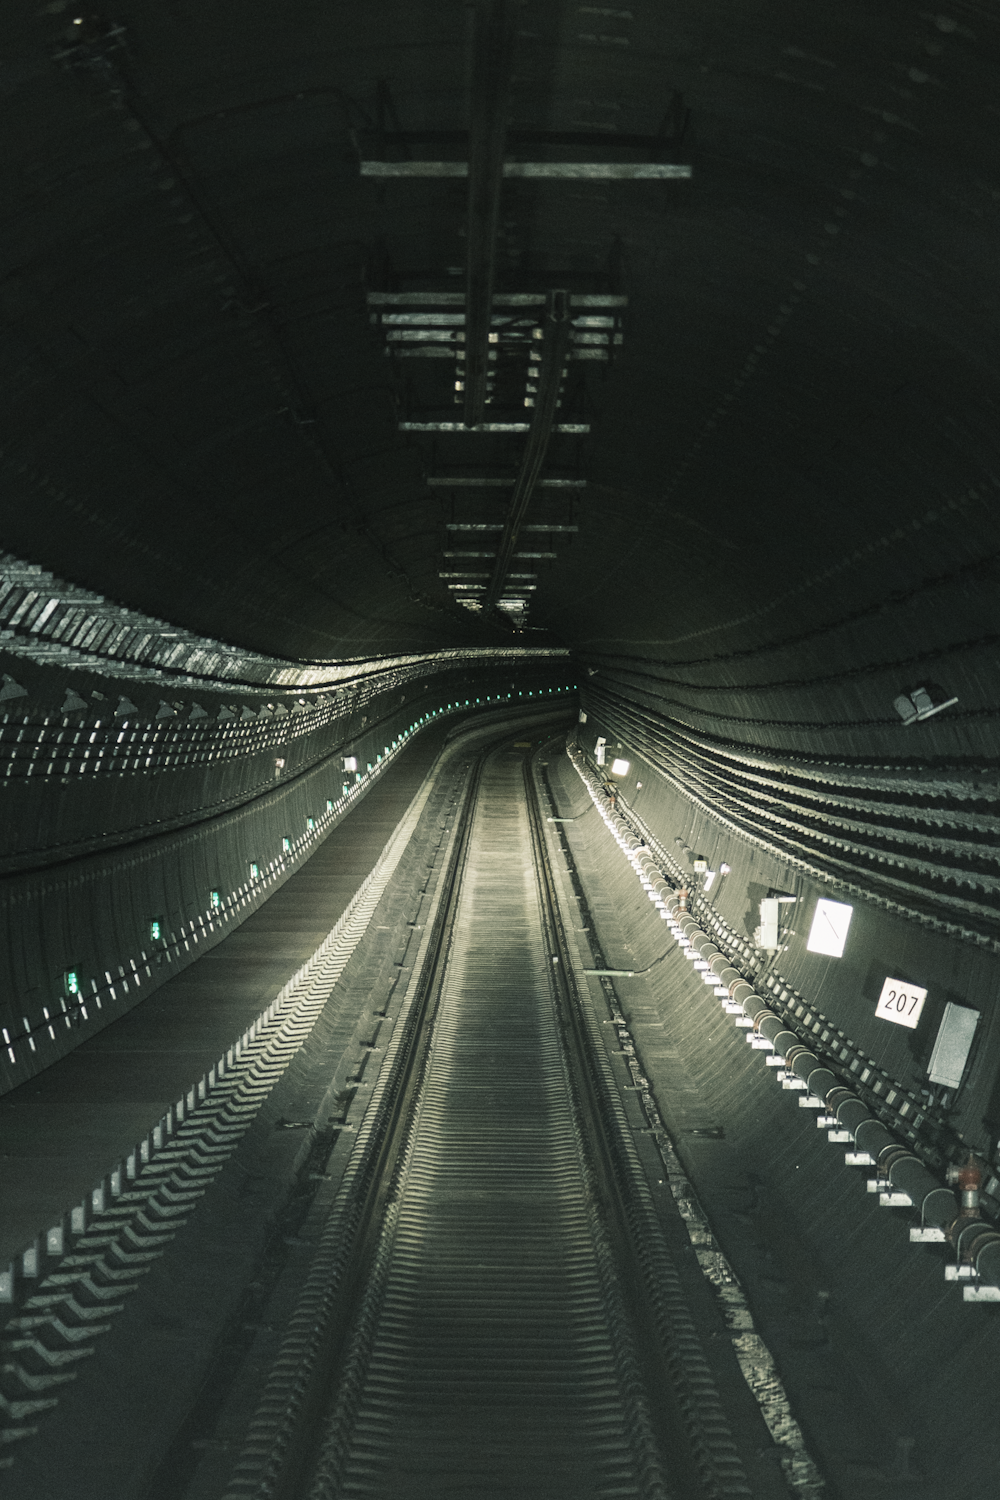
[222,737,754,1500]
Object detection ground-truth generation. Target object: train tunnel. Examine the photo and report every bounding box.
[0,4,998,1497]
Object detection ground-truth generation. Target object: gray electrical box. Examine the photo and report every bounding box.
[927,1002,979,1089]
[755,898,779,950]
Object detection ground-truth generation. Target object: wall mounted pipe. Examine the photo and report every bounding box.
[854,1117,898,1161]
[833,1095,872,1136]
[972,1233,1000,1284]
[806,1068,839,1099]
[755,1014,791,1048]
[570,740,1000,1290]
[739,990,766,1018]
[773,1055,960,1226]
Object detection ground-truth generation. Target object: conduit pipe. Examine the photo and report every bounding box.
[574,750,999,1283]
[653,890,963,1232]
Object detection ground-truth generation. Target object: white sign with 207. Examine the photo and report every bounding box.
[875,976,928,1030]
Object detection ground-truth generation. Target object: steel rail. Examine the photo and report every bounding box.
[522,753,753,1500]
[224,744,494,1494]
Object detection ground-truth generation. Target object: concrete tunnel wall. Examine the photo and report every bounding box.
[0,658,574,1095]
[546,733,1000,1482]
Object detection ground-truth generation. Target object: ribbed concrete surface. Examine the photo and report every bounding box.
[0,726,448,1270]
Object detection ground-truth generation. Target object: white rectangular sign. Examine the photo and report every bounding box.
[875,977,928,1030]
[806,899,853,957]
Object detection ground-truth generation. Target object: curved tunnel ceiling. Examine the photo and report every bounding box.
[1,2,997,710]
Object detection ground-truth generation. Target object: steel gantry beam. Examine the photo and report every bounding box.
[464,0,518,428]
[482,289,573,612]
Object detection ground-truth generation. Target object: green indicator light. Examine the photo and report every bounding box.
[367,762,373,772]
[149,919,162,943]
[307,817,315,831]
[282,837,291,852]
[250,863,259,880]
[342,783,349,795]
[356,772,362,782]
[327,799,334,812]
[210,890,221,910]
[65,970,80,996]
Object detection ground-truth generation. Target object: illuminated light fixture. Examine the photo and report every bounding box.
[64,970,80,997]
[595,737,607,766]
[249,863,260,880]
[343,756,357,772]
[282,837,292,853]
[307,817,315,831]
[610,758,630,776]
[894,683,959,724]
[210,890,221,910]
[343,783,350,795]
[327,800,334,812]
[361,160,691,180]
[149,918,163,942]
[806,898,853,958]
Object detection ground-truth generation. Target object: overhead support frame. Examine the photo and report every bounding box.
[482,289,573,613]
[464,0,518,429]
